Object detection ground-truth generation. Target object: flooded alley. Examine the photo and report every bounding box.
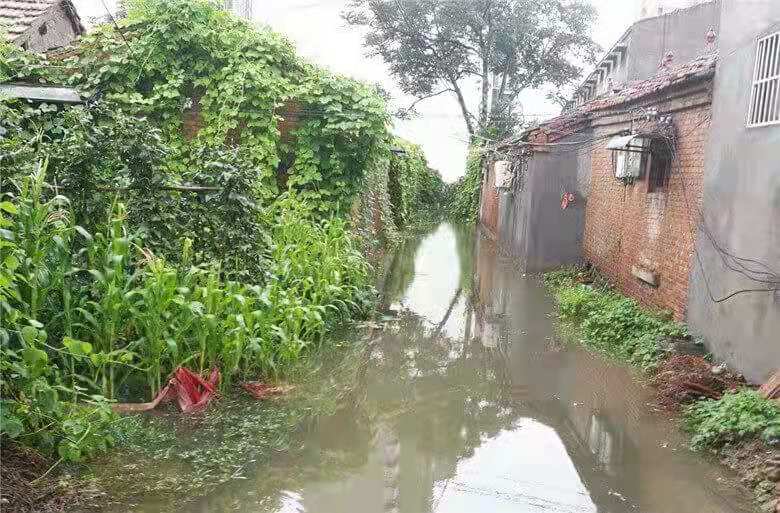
[138,223,752,513]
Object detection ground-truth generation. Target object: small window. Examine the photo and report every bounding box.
[38,23,47,35]
[748,32,780,127]
[646,139,672,193]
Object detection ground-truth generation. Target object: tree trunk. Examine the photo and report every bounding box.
[478,20,493,132]
[450,79,475,137]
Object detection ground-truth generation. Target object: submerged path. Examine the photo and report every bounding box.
[119,223,755,513]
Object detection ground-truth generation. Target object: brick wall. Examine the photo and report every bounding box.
[181,97,300,143]
[582,106,709,320]
[480,163,499,238]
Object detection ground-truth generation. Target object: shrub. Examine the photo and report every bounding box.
[620,333,665,372]
[580,295,676,351]
[448,148,482,224]
[543,267,584,289]
[545,268,687,371]
[555,285,602,321]
[684,390,780,450]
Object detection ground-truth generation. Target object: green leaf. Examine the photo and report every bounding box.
[3,254,19,271]
[20,326,39,345]
[0,405,24,438]
[0,201,18,214]
[22,347,48,377]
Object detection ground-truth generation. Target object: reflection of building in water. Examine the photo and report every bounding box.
[473,230,510,350]
[472,233,642,504]
[377,422,400,513]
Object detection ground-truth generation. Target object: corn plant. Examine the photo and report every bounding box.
[78,202,139,399]
[9,163,73,322]
[130,255,182,397]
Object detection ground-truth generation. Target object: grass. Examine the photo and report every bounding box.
[543,266,780,458]
[544,267,685,372]
[684,390,780,450]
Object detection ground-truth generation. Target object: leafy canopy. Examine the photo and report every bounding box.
[344,0,599,138]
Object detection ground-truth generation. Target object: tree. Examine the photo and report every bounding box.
[343,0,599,139]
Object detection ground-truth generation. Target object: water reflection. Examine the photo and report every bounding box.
[180,223,752,513]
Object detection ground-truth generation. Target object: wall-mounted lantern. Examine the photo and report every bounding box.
[494,160,513,190]
[607,134,650,183]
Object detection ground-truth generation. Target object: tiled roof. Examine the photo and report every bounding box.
[522,53,718,143]
[0,0,83,38]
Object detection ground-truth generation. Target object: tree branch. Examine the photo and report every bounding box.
[396,88,456,118]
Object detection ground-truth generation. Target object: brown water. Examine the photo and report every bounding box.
[116,223,756,513]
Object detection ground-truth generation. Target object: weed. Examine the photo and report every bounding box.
[545,268,686,372]
[684,390,780,450]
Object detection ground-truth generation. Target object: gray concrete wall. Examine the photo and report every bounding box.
[16,4,80,52]
[523,150,586,272]
[577,2,718,105]
[497,132,590,272]
[687,0,780,383]
[628,2,720,82]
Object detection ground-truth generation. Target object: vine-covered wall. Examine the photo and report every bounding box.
[1,0,395,278]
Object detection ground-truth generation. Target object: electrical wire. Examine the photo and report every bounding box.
[660,114,779,303]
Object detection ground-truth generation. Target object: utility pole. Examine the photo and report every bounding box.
[223,0,253,20]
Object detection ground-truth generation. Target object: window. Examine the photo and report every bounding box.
[645,139,672,193]
[38,22,47,35]
[748,32,780,127]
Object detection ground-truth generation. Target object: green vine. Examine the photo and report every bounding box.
[448,147,483,224]
[68,0,389,216]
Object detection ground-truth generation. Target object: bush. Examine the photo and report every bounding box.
[0,171,375,460]
[555,285,603,321]
[543,267,584,289]
[448,148,482,224]
[544,268,686,371]
[684,390,780,450]
[580,295,683,351]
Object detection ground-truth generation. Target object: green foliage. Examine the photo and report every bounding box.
[387,138,446,230]
[0,171,117,461]
[1,171,375,461]
[684,390,780,450]
[289,69,390,216]
[545,269,686,372]
[555,285,602,321]
[68,0,389,218]
[2,0,392,277]
[580,295,685,352]
[448,148,482,224]
[0,39,61,83]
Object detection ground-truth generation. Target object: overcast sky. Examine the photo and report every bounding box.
[73,0,637,182]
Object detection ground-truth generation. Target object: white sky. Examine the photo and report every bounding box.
[73,0,637,182]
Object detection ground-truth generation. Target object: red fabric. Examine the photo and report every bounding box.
[112,367,220,414]
[242,382,295,400]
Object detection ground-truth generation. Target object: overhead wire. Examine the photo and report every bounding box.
[658,115,779,303]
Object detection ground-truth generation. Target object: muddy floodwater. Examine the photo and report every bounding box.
[111,223,756,513]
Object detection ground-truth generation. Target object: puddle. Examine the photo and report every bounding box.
[106,223,755,513]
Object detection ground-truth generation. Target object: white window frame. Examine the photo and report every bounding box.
[747,31,780,128]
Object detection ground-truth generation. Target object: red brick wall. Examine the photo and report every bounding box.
[480,163,499,238]
[582,106,709,320]
[181,97,300,143]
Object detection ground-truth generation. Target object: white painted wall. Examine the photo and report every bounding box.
[223,0,253,20]
[638,0,709,19]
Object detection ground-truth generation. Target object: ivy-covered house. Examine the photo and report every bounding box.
[0,0,84,52]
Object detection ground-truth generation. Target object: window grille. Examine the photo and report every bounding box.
[646,139,672,193]
[748,32,780,127]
